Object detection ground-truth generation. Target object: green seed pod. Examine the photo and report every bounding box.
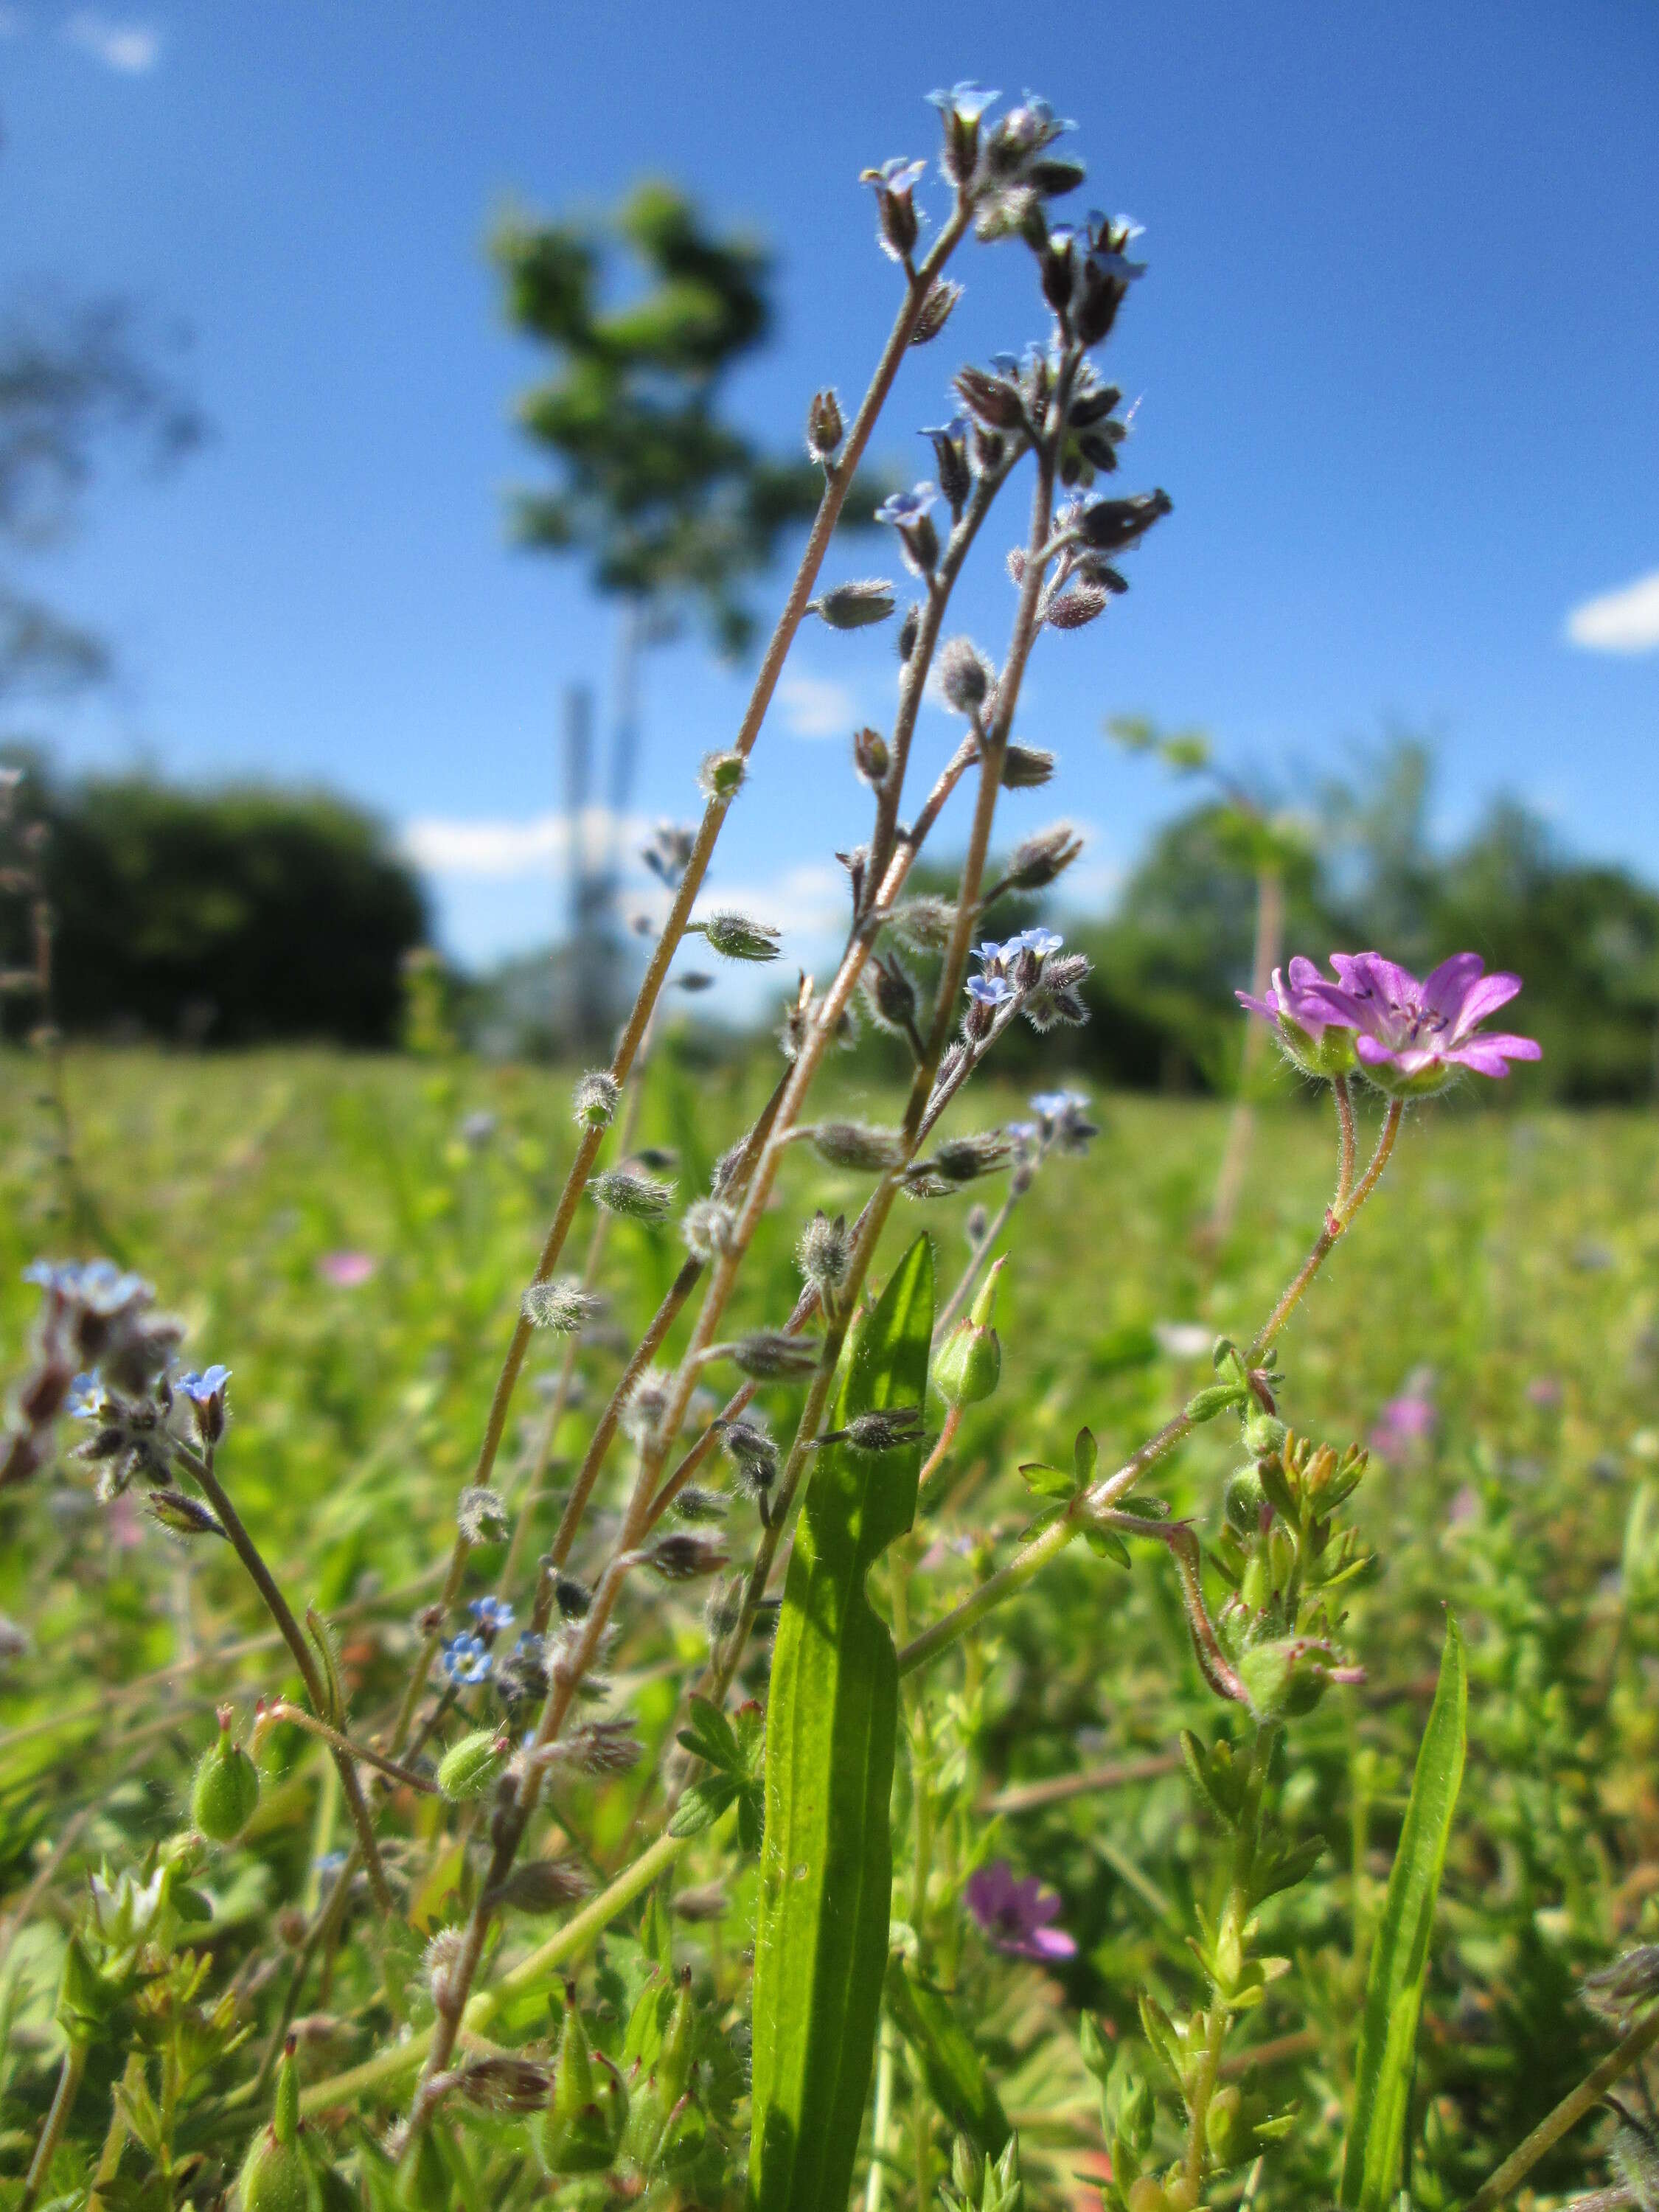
[538,1987,627,2175]
[1239,1548,1275,1615]
[1223,1465,1265,1534]
[192,1706,260,1843]
[237,2038,316,2212]
[437,1728,509,1803]
[1242,1411,1287,1460]
[1237,1637,1329,1723]
[933,1258,1006,1411]
[619,1968,699,2168]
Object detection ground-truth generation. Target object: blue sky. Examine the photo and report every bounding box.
[2,1,1656,971]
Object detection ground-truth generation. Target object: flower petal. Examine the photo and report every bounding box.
[1420,951,1487,1021]
[1447,971,1524,1038]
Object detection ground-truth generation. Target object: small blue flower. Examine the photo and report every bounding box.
[1016,928,1063,959]
[925,81,1000,124]
[874,483,938,527]
[66,1374,100,1419]
[178,1364,232,1404]
[442,1632,493,1686]
[973,940,1009,970]
[967,974,1015,1008]
[314,1849,349,1879]
[869,156,927,197]
[919,417,968,445]
[469,1595,515,1638]
[1030,1090,1083,1118]
[1090,250,1148,285]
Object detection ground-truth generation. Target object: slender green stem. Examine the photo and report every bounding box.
[178,1444,392,1913]
[19,2038,86,2212]
[1183,1728,1271,2197]
[865,2012,898,2212]
[1466,2005,1659,2212]
[1333,1074,1357,1209]
[262,1700,437,1792]
[897,1102,1404,1680]
[297,1829,688,2116]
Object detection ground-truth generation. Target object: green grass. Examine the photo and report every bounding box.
[2,1045,1655,2205]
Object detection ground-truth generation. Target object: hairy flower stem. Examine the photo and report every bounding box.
[1332,1073,1357,1208]
[1467,2004,1659,2212]
[18,2038,86,2212]
[389,209,973,1775]
[897,1104,1402,1680]
[176,1442,393,1911]
[302,1827,689,2118]
[1181,1727,1273,2198]
[262,1701,437,1792]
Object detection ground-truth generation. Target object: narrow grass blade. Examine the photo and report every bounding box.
[1340,1613,1467,2211]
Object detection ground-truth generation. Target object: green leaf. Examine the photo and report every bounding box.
[1082,1526,1132,1568]
[1018,1460,1075,1501]
[667,1774,740,1839]
[677,1694,742,1775]
[305,1605,345,1729]
[883,1955,1011,2153]
[1339,1615,1467,2212]
[1072,1426,1099,1485]
[749,1235,933,2212]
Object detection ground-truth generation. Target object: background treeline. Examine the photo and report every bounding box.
[0,754,426,1047]
[4,741,1658,1100]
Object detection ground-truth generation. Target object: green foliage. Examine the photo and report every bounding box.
[750,1234,933,2212]
[1340,1616,1468,2212]
[0,757,428,1045]
[495,180,868,657]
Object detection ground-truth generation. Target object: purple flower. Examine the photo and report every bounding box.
[1304,953,1542,1095]
[1371,1393,1436,1462]
[869,156,927,198]
[966,1860,1077,1963]
[1238,956,1361,1079]
[317,1251,376,1289]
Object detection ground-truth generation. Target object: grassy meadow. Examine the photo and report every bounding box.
[1,1043,1657,2205]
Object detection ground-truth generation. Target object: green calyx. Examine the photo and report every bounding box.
[539,1986,627,2175]
[437,1728,509,1802]
[933,1258,1005,1411]
[238,2041,316,2212]
[192,1707,261,1844]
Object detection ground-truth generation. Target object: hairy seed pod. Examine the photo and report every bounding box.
[810,579,896,630]
[236,2038,312,2212]
[192,1707,260,1843]
[700,910,781,962]
[806,386,844,461]
[571,1069,619,1130]
[437,1728,509,1802]
[521,1277,603,1332]
[591,1169,675,1225]
[810,1121,905,1171]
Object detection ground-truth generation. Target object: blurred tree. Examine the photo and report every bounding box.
[0,760,427,1047]
[492,180,883,1043]
[0,293,201,696]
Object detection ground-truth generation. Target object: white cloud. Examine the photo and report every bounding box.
[776,672,856,740]
[694,861,846,939]
[401,804,650,880]
[1566,568,1659,655]
[63,10,159,71]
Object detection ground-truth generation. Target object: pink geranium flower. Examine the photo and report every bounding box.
[1305,952,1540,1096]
[965,1860,1077,1962]
[317,1251,376,1289]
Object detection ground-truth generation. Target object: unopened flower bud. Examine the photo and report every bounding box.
[698,748,746,801]
[897,602,920,661]
[1223,1467,1265,1534]
[1003,822,1083,891]
[821,1405,925,1454]
[681,1197,735,1262]
[192,1707,260,1843]
[863,956,917,1037]
[149,1488,226,1542]
[457,1484,509,1545]
[937,636,995,716]
[852,726,890,785]
[1001,743,1056,788]
[673,1484,730,1523]
[910,276,963,346]
[552,1572,592,1621]
[796,1208,853,1300]
[1242,1411,1287,1461]
[934,1259,1005,1409]
[522,1277,604,1332]
[810,579,896,630]
[810,1121,905,1171]
[591,1169,675,1225]
[700,910,781,962]
[729,1329,820,1380]
[485,1856,593,1916]
[572,1069,619,1129]
[437,1728,509,1802]
[647,1530,729,1582]
[807,387,844,461]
